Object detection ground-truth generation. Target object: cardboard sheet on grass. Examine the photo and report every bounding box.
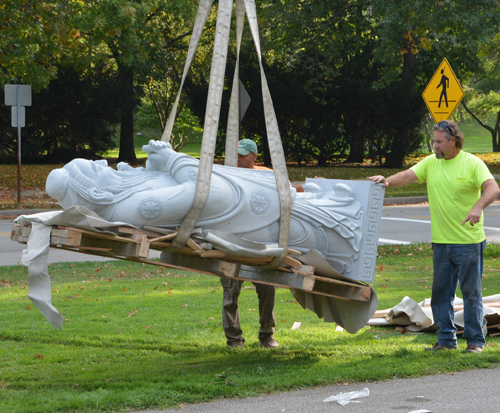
[15,206,377,333]
[368,294,500,336]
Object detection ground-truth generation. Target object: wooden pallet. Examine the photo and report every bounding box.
[11,223,371,302]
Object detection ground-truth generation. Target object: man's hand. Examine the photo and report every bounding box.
[462,205,483,227]
[462,179,500,226]
[367,175,388,187]
[367,170,418,189]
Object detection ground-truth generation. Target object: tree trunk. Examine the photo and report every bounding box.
[493,112,500,152]
[117,66,137,164]
[345,132,365,163]
[383,39,417,168]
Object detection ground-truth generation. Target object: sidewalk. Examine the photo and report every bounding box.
[147,366,500,413]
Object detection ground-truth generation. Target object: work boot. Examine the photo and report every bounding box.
[425,343,457,351]
[228,340,244,349]
[259,336,279,348]
[464,344,483,354]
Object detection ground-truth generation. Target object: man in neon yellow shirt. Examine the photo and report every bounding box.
[368,120,500,353]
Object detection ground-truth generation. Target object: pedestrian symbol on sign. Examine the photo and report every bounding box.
[437,69,449,108]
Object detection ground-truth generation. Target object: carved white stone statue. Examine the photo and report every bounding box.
[46,140,378,279]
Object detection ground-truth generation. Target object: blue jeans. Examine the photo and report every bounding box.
[432,241,486,348]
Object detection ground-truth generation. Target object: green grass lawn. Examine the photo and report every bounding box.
[1,243,500,413]
[458,119,495,153]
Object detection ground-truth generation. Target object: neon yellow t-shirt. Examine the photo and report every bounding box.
[410,151,494,244]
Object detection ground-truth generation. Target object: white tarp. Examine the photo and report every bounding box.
[368,294,500,336]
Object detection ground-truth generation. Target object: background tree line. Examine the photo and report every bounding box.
[1,0,500,167]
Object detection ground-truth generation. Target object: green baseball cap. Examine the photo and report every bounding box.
[238,139,258,156]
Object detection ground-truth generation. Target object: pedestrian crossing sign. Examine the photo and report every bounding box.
[422,58,464,123]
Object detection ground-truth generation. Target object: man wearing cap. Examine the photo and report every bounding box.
[237,138,306,189]
[367,120,500,354]
[220,139,279,349]
[236,138,271,170]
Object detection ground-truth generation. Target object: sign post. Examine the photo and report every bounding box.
[422,58,464,123]
[4,84,32,204]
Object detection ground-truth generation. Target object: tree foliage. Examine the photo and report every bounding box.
[2,1,500,166]
[1,0,199,163]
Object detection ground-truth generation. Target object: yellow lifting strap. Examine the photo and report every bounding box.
[161,0,291,269]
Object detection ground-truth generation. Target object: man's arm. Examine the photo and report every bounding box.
[367,169,418,188]
[462,179,500,226]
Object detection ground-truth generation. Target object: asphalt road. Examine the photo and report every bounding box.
[378,200,500,245]
[148,366,500,413]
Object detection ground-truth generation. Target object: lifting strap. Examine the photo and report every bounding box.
[161,0,291,269]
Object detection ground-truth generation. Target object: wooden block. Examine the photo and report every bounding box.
[238,265,315,291]
[10,224,31,243]
[292,265,315,276]
[136,235,150,258]
[371,309,390,318]
[51,228,82,246]
[149,241,171,248]
[218,261,240,277]
[283,255,303,269]
[311,278,371,302]
[200,249,227,258]
[149,232,178,243]
[186,238,202,252]
[117,226,166,238]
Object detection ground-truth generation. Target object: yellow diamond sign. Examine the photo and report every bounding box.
[422,58,464,123]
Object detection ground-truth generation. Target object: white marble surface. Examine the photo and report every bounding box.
[46,140,384,282]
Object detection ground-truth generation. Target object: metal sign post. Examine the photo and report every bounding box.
[4,84,32,204]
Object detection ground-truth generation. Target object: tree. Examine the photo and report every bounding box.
[1,0,201,163]
[72,0,200,163]
[248,0,375,165]
[253,0,500,167]
[0,1,76,91]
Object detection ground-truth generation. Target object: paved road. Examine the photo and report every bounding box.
[378,200,500,245]
[145,366,500,413]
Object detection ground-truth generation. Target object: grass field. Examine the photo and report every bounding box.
[1,243,499,413]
